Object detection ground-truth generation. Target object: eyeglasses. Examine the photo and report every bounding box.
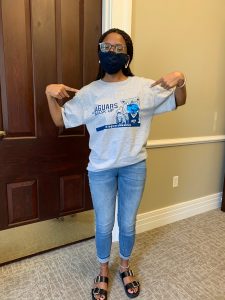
[99,42,127,54]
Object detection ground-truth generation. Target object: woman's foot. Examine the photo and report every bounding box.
[92,263,109,300]
[119,260,140,298]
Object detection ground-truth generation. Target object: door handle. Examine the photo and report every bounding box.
[0,131,6,138]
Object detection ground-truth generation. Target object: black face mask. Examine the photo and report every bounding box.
[98,51,129,75]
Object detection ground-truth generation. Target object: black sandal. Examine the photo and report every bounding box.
[120,268,140,298]
[91,275,108,300]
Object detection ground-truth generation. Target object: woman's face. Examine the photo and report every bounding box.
[98,32,129,76]
[102,32,127,54]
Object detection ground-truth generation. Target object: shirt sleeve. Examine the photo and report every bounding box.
[61,94,85,128]
[152,86,177,115]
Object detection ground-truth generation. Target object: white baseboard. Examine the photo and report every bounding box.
[136,193,222,234]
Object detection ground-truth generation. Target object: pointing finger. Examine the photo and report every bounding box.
[64,85,79,93]
[151,78,162,87]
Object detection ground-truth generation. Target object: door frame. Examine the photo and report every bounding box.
[102,0,132,241]
[102,0,132,35]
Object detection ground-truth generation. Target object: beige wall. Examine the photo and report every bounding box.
[140,143,225,213]
[132,0,225,212]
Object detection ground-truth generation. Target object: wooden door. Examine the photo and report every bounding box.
[0,0,102,230]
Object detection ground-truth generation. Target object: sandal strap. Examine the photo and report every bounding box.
[119,264,130,269]
[92,287,107,297]
[125,280,140,290]
[94,275,109,284]
[120,269,134,279]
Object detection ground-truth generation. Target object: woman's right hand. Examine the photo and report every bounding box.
[45,84,79,99]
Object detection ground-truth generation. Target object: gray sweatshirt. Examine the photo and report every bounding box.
[61,76,176,171]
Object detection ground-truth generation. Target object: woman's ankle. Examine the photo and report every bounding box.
[119,259,130,272]
[100,262,109,276]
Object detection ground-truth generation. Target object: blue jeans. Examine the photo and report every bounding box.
[88,160,146,263]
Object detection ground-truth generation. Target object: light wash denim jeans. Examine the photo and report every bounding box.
[88,160,146,263]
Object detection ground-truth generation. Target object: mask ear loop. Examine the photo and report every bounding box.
[125,55,130,69]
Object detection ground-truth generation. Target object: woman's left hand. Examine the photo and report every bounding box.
[151,71,185,90]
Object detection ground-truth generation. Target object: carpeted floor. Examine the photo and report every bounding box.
[1,209,225,300]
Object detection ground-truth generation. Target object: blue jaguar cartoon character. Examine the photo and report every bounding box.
[114,98,140,128]
[126,99,140,126]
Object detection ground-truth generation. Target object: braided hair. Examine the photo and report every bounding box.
[96,28,134,80]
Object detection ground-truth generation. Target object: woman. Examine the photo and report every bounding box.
[46,28,186,300]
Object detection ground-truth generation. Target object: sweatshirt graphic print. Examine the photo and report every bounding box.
[94,97,140,132]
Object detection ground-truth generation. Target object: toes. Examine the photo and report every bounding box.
[95,293,105,300]
[128,287,138,294]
